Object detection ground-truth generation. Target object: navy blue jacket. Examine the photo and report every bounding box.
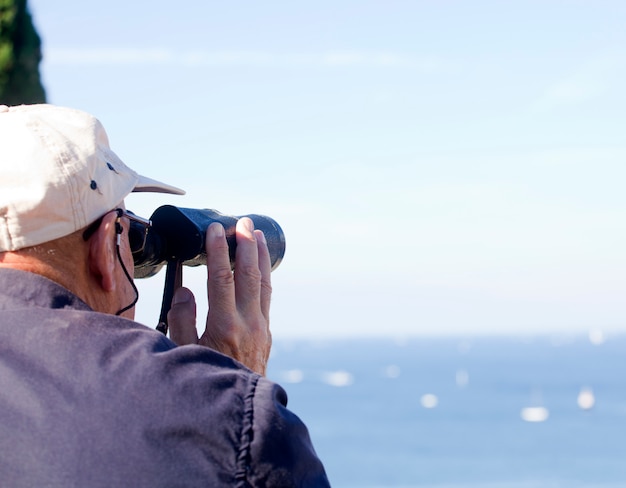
[0,269,329,487]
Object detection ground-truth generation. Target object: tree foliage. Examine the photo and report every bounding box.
[0,0,45,105]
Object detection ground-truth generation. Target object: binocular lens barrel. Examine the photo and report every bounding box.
[133,205,286,279]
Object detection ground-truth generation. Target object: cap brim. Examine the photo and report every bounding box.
[133,174,185,195]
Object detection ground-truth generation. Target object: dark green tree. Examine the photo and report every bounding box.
[0,0,45,104]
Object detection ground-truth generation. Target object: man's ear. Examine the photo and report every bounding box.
[88,212,119,292]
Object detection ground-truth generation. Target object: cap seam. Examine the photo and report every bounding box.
[30,120,83,231]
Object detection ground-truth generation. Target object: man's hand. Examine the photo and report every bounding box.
[167,218,272,375]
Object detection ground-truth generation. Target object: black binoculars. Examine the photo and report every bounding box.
[129,205,286,335]
[132,205,286,279]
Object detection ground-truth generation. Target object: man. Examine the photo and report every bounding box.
[0,104,329,487]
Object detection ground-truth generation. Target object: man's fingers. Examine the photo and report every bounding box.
[205,222,236,320]
[167,287,198,345]
[200,218,272,374]
[254,229,272,323]
[233,218,262,315]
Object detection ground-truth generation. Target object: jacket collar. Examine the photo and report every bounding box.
[0,268,91,312]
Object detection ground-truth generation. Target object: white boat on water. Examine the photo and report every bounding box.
[520,406,549,423]
[577,387,595,411]
[521,388,549,423]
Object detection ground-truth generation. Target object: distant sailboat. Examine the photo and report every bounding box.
[577,387,595,411]
[521,388,549,422]
[520,406,549,422]
[420,393,439,409]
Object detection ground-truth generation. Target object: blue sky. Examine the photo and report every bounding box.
[27,1,626,338]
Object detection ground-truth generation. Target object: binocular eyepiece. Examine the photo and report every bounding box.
[132,205,286,279]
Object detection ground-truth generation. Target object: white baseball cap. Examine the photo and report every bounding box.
[0,104,185,252]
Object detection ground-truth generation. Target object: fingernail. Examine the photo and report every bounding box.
[243,218,254,232]
[209,223,224,238]
[172,288,192,305]
[258,231,267,244]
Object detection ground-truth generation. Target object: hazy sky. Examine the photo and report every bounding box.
[27,1,626,338]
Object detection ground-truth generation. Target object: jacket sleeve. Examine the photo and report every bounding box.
[236,376,331,487]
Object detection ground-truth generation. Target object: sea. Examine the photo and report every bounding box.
[266,333,626,488]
